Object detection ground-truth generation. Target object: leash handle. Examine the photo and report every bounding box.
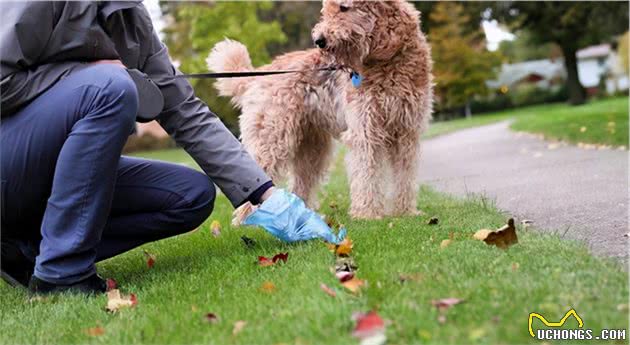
[173,66,339,79]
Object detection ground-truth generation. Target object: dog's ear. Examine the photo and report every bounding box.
[368,1,420,61]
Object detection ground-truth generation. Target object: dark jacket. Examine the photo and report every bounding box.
[0,1,270,206]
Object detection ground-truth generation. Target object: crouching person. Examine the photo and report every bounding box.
[0,1,337,295]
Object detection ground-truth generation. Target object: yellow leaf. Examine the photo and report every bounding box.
[341,277,365,293]
[260,281,276,293]
[580,126,587,132]
[232,320,246,335]
[106,289,137,312]
[440,239,452,249]
[473,219,518,249]
[210,220,221,237]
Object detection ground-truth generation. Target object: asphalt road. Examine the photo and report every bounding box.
[418,121,628,260]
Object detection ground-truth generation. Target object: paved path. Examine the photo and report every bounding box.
[419,121,628,260]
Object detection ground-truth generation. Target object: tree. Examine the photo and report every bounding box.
[160,2,286,134]
[619,31,629,74]
[498,30,560,63]
[489,2,629,105]
[429,2,501,116]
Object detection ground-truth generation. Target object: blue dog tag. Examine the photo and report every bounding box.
[351,71,363,88]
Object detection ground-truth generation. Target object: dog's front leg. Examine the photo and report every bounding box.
[345,140,387,219]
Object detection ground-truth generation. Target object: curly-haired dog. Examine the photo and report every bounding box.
[207,0,433,219]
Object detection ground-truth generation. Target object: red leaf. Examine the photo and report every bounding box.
[272,252,288,263]
[431,297,464,310]
[352,311,386,339]
[336,271,355,283]
[258,252,289,266]
[258,256,274,267]
[144,250,156,268]
[130,293,138,306]
[106,278,117,291]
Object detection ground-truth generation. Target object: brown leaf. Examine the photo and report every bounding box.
[210,220,221,237]
[473,218,518,249]
[232,320,246,335]
[440,239,452,249]
[320,283,337,297]
[399,273,423,283]
[427,217,439,225]
[106,289,137,312]
[232,202,258,226]
[106,278,117,291]
[85,327,105,336]
[204,313,220,324]
[328,238,353,256]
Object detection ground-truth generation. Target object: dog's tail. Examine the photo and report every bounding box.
[206,39,253,99]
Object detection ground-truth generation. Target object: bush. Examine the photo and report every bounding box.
[123,134,177,154]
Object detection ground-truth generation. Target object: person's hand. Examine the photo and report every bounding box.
[241,189,346,244]
[90,59,125,68]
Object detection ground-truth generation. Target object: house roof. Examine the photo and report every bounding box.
[487,59,565,88]
[577,44,611,59]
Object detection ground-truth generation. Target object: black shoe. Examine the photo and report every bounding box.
[28,273,108,295]
[1,239,35,288]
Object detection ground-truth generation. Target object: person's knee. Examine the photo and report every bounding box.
[182,172,216,231]
[85,65,139,130]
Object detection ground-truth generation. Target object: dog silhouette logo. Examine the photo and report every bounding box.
[528,309,584,337]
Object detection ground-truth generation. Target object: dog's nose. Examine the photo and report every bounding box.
[314,37,327,49]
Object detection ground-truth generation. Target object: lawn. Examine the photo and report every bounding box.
[1,149,627,344]
[426,96,629,147]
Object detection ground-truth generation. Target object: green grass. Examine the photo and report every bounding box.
[1,150,627,344]
[426,97,629,147]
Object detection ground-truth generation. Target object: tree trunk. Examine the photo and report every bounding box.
[465,101,472,119]
[560,44,587,105]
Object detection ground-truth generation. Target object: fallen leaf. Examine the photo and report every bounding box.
[335,257,358,273]
[580,126,587,132]
[336,271,354,282]
[468,327,486,341]
[521,219,534,227]
[512,262,520,272]
[440,239,452,249]
[241,236,256,248]
[431,297,465,310]
[203,312,219,324]
[427,217,439,225]
[320,283,337,297]
[341,276,365,293]
[328,238,353,256]
[432,298,464,324]
[352,311,386,345]
[210,220,221,237]
[85,327,105,336]
[106,278,117,291]
[232,202,258,226]
[387,222,394,229]
[547,143,560,150]
[106,289,137,312]
[191,305,198,312]
[258,252,289,267]
[272,252,289,263]
[232,320,246,335]
[329,201,338,209]
[399,273,423,283]
[473,218,518,249]
[261,281,276,293]
[143,250,156,269]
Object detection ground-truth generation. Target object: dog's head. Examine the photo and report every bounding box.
[312,0,420,68]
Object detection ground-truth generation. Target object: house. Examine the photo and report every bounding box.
[488,43,629,94]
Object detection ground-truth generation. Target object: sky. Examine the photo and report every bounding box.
[144,0,515,51]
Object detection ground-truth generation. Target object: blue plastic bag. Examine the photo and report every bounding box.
[242,189,346,244]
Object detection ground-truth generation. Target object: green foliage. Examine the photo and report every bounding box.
[429,2,501,110]
[498,30,559,63]
[160,2,287,134]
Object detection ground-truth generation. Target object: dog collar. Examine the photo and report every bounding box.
[351,71,363,88]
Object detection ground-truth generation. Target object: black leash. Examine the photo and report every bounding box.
[173,66,340,79]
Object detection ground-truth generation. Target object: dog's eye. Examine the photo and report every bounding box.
[339,5,349,12]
